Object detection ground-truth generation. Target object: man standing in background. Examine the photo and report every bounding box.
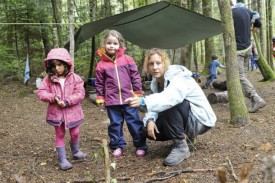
[230,0,266,113]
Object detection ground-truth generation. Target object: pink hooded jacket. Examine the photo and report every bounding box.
[37,48,85,128]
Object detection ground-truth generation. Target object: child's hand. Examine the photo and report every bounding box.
[54,95,61,103]
[57,100,66,108]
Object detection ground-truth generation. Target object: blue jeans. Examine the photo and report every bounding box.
[204,74,216,89]
[106,105,147,150]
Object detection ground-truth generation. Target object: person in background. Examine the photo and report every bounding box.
[125,48,216,166]
[230,0,266,113]
[37,48,87,171]
[95,30,147,158]
[202,55,225,89]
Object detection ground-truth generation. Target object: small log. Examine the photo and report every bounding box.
[212,81,227,91]
[208,91,228,104]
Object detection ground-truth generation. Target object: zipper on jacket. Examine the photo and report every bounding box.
[114,59,123,104]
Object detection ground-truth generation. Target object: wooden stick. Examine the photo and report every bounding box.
[146,168,215,182]
[149,168,215,176]
[239,164,251,183]
[217,167,227,183]
[102,139,111,183]
[226,157,239,181]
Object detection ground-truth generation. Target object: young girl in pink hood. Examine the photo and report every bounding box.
[95,30,147,158]
[37,48,86,170]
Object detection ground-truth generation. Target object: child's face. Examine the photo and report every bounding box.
[104,35,120,55]
[52,60,65,77]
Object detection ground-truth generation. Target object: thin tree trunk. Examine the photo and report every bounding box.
[51,0,63,47]
[201,0,215,75]
[257,0,267,58]
[68,0,74,61]
[88,0,97,79]
[253,32,275,81]
[267,0,274,68]
[218,0,250,126]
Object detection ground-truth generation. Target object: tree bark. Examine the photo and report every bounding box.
[218,0,250,126]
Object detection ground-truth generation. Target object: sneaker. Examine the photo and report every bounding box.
[249,97,266,113]
[136,149,146,158]
[164,139,190,166]
[112,148,123,158]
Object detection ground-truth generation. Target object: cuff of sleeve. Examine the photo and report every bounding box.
[134,90,143,97]
[96,96,105,104]
[139,97,146,106]
[64,100,69,106]
[146,118,155,127]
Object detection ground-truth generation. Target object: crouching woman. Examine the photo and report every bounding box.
[125,48,216,166]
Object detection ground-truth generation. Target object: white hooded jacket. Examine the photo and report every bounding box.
[143,65,216,127]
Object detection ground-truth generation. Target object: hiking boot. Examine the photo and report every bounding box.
[136,149,146,158]
[249,96,266,113]
[112,148,123,158]
[164,139,190,166]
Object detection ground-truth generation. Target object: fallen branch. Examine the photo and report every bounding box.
[146,168,215,182]
[145,174,178,183]
[226,157,239,181]
[73,176,132,182]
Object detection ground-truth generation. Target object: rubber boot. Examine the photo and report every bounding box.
[249,96,266,113]
[164,139,191,166]
[56,146,73,171]
[70,142,87,160]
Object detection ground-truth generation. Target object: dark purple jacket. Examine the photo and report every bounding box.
[95,47,142,106]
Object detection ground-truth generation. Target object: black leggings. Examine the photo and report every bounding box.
[152,100,211,141]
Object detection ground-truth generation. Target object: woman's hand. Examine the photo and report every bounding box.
[147,121,159,140]
[124,90,140,107]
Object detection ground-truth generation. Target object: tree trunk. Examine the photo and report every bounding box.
[201,0,215,75]
[218,0,250,126]
[257,0,267,58]
[68,0,74,61]
[191,0,199,72]
[51,0,63,47]
[253,32,275,81]
[104,0,111,17]
[88,0,97,79]
[266,0,274,69]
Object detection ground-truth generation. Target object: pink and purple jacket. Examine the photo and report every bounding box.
[37,48,85,129]
[95,47,142,106]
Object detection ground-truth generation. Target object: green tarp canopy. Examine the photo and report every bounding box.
[69,1,222,50]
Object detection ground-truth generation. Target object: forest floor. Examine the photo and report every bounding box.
[0,69,274,183]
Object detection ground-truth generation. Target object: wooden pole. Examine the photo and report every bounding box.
[102,139,111,183]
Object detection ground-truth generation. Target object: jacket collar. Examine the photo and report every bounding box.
[96,47,126,62]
